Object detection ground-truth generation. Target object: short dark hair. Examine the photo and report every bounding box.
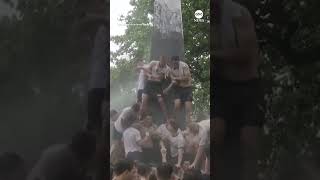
[131,103,140,112]
[137,163,151,177]
[168,119,179,132]
[110,109,118,117]
[124,111,138,128]
[141,112,152,121]
[187,123,199,135]
[157,163,173,179]
[70,131,96,160]
[149,173,157,180]
[0,152,24,178]
[171,56,180,61]
[183,168,202,180]
[113,160,134,176]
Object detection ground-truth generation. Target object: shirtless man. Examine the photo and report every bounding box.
[212,0,264,180]
[138,56,170,121]
[164,56,192,128]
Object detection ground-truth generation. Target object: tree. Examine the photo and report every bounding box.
[241,0,320,178]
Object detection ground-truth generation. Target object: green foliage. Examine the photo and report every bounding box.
[111,0,210,116]
[243,0,320,178]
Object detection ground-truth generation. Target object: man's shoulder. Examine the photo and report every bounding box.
[180,61,188,66]
[231,1,251,18]
[42,144,69,157]
[33,144,71,170]
[124,127,139,134]
[149,60,158,65]
[121,107,132,115]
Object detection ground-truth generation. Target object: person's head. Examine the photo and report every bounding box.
[182,168,202,180]
[171,56,180,69]
[110,109,118,117]
[142,114,153,127]
[167,119,179,136]
[113,160,136,180]
[159,55,168,66]
[122,111,138,129]
[137,163,152,178]
[110,109,118,121]
[0,152,26,180]
[187,123,200,135]
[156,163,173,180]
[70,130,96,162]
[149,173,157,180]
[131,103,140,113]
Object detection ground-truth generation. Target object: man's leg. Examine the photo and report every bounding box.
[213,117,226,179]
[157,95,169,120]
[87,88,105,134]
[174,99,181,118]
[240,126,260,180]
[185,101,192,124]
[139,93,149,120]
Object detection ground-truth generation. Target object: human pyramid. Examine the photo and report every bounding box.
[110,55,210,180]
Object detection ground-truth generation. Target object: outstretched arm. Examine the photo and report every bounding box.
[190,145,204,168]
[176,148,184,168]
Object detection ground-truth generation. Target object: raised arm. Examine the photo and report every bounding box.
[137,63,152,74]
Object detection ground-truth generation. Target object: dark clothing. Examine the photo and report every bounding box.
[141,148,161,164]
[172,86,193,102]
[126,151,143,162]
[87,88,106,133]
[213,77,265,136]
[143,80,163,97]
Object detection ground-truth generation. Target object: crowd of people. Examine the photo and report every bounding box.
[111,160,209,180]
[110,55,210,180]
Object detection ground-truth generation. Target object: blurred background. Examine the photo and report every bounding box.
[0,0,101,168]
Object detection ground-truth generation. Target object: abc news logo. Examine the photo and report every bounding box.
[194,10,208,23]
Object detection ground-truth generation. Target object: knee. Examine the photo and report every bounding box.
[157,97,164,103]
[185,105,192,113]
[174,101,181,109]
